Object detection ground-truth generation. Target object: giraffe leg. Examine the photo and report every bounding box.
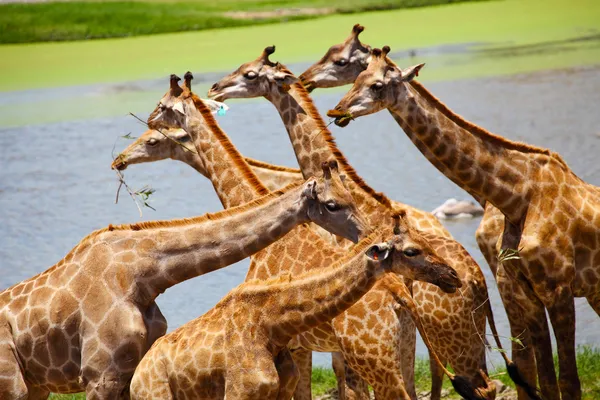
[428,352,446,400]
[496,264,558,400]
[0,330,28,400]
[525,302,558,400]
[341,359,370,400]
[25,385,50,400]
[586,291,600,316]
[397,306,417,400]
[290,347,311,400]
[276,348,300,400]
[371,381,411,400]
[331,351,347,399]
[545,285,581,400]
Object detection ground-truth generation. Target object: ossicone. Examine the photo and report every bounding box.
[262,45,277,66]
[352,24,365,35]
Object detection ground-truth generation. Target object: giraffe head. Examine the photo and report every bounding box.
[111,128,198,171]
[148,73,228,131]
[302,160,368,242]
[366,211,462,293]
[207,46,298,102]
[327,46,424,127]
[299,24,371,92]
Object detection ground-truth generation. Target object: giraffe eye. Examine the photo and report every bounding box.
[244,71,257,80]
[334,59,348,66]
[371,81,384,91]
[325,201,341,212]
[403,248,421,257]
[147,138,158,146]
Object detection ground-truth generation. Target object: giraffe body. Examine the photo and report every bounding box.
[145,76,465,400]
[301,25,544,400]
[0,166,364,399]
[331,45,595,400]
[130,229,460,400]
[209,47,498,399]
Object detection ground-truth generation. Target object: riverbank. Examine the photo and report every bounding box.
[1,0,598,92]
[46,347,600,399]
[0,0,483,44]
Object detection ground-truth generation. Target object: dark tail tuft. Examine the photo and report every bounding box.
[506,361,544,400]
[450,375,486,400]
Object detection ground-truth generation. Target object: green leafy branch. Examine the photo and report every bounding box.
[121,132,137,140]
[113,168,157,216]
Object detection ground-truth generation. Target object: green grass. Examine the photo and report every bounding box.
[0,0,483,44]
[48,347,600,399]
[311,366,340,396]
[0,0,598,92]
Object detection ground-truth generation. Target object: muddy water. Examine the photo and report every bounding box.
[1,65,599,369]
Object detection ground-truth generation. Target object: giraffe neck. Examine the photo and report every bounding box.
[252,232,383,347]
[389,83,535,223]
[177,150,208,177]
[131,182,308,301]
[267,84,393,228]
[183,114,269,209]
[267,86,334,179]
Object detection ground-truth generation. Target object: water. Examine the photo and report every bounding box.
[1,65,599,369]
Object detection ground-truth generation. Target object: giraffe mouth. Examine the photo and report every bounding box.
[111,158,127,171]
[300,78,316,93]
[434,266,462,293]
[327,108,354,127]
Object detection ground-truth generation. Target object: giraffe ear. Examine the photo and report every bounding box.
[365,243,391,261]
[273,70,299,87]
[301,179,318,199]
[401,63,425,82]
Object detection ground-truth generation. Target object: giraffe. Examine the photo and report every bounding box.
[130,223,469,400]
[297,24,540,400]
[146,75,478,400]
[111,127,302,191]
[208,47,517,399]
[0,162,366,399]
[330,45,600,400]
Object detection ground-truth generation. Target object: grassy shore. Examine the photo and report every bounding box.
[46,347,600,399]
[1,0,598,92]
[0,0,484,44]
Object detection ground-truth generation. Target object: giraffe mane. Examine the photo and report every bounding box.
[190,93,271,195]
[244,157,302,173]
[285,74,394,211]
[407,80,570,167]
[102,181,301,235]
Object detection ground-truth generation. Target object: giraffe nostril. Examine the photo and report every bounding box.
[211,83,219,91]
